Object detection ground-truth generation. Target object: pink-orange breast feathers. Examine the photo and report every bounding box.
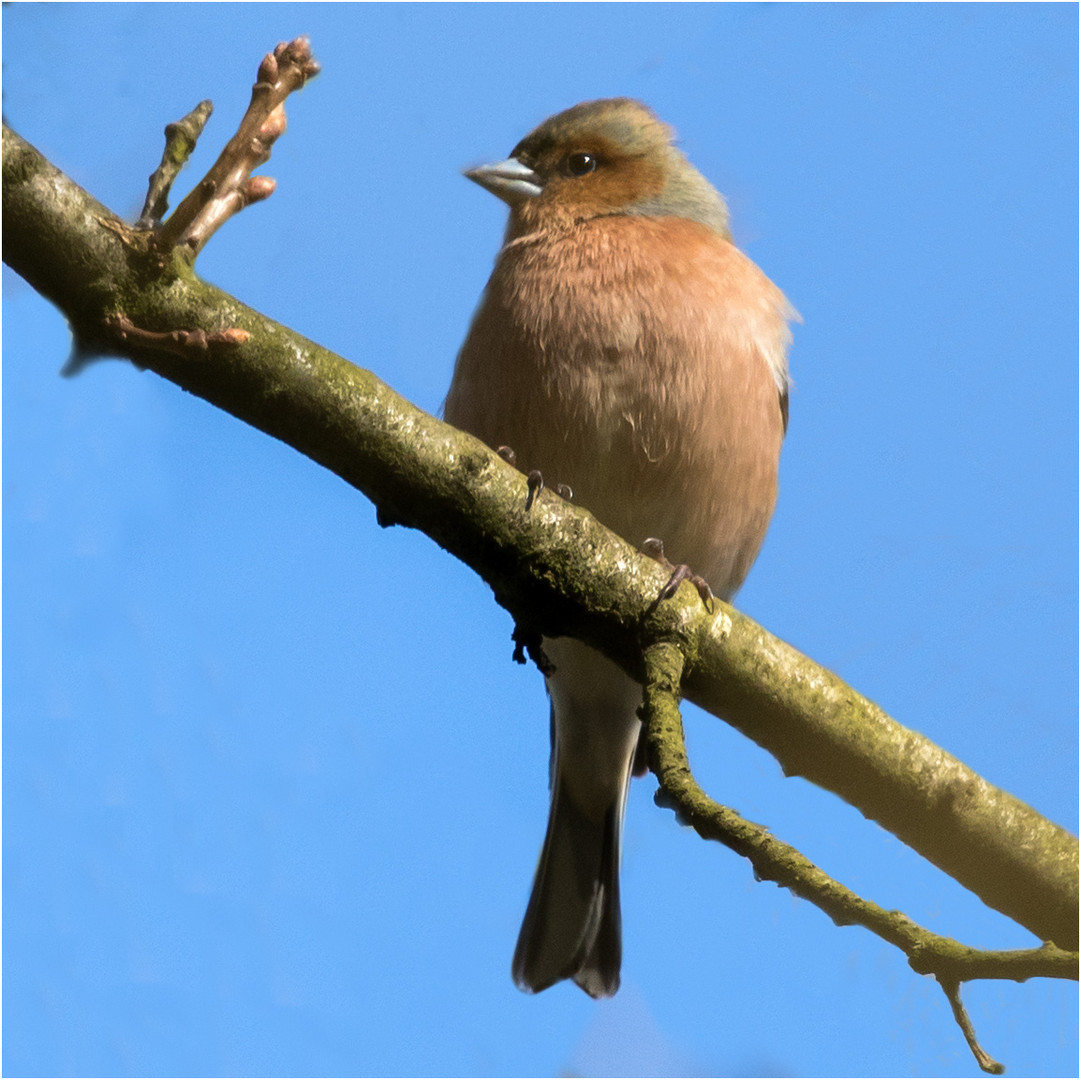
[446,209,791,599]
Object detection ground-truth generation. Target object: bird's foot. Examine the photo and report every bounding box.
[496,447,573,509]
[641,537,715,613]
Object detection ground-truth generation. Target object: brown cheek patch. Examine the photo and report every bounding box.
[541,138,668,219]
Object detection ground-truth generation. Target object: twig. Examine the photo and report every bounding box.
[135,100,213,229]
[156,37,319,255]
[937,976,1005,1075]
[106,313,250,359]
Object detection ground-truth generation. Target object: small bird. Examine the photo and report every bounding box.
[444,99,793,998]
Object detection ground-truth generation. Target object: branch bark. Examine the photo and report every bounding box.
[3,122,1077,964]
[640,639,1074,1075]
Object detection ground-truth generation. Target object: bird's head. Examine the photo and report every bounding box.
[465,98,730,240]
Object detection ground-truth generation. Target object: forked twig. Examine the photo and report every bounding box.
[156,37,319,255]
[639,639,1077,1075]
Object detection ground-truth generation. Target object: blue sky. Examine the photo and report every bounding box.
[3,4,1077,1077]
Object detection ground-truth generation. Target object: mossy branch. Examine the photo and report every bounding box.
[6,36,1077,1067]
[639,641,1074,1074]
[3,119,1076,966]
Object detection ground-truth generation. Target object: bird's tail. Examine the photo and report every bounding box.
[511,760,628,999]
[512,638,642,998]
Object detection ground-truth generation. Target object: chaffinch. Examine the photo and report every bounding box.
[445,98,793,998]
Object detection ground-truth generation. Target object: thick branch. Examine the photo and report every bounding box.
[3,123,1077,954]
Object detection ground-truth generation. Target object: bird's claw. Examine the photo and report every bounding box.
[497,448,572,511]
[642,537,715,612]
[660,564,715,611]
[524,471,573,509]
[525,470,544,510]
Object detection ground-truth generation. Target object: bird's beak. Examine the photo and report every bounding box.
[464,157,543,206]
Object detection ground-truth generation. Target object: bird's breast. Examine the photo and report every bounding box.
[445,215,792,596]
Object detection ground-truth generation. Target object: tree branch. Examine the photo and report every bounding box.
[639,639,1073,1072]
[3,121,1076,971]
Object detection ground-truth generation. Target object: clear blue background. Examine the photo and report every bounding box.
[3,4,1076,1077]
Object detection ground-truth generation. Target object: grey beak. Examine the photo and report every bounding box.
[464,156,543,206]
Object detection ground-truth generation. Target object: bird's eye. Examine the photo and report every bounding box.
[565,152,597,177]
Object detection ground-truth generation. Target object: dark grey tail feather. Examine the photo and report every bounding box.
[512,785,623,998]
[571,803,622,999]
